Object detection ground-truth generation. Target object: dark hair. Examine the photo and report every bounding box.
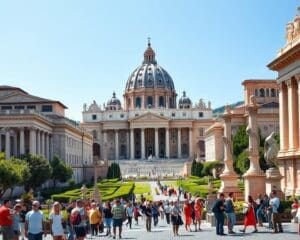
[248,195,254,203]
[3,199,10,205]
[219,193,224,197]
[229,192,234,197]
[272,190,277,195]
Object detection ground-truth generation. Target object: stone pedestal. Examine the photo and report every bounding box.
[243,158,266,200]
[219,173,244,200]
[182,161,192,176]
[266,168,284,199]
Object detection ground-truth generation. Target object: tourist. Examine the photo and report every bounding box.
[145,202,152,232]
[126,202,133,229]
[183,200,192,232]
[194,198,203,231]
[171,201,183,237]
[70,199,87,240]
[164,201,171,224]
[255,194,264,226]
[12,204,22,240]
[296,204,300,235]
[240,195,258,233]
[49,202,65,240]
[212,193,226,236]
[158,201,165,220]
[225,192,236,234]
[133,203,140,225]
[152,202,159,227]
[291,198,299,222]
[103,201,113,237]
[19,203,29,240]
[112,199,124,239]
[264,194,273,229]
[0,199,14,240]
[88,202,101,236]
[25,200,47,240]
[66,200,76,240]
[269,190,283,233]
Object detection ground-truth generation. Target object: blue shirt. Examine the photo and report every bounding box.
[25,210,45,234]
[225,198,234,213]
[270,197,280,213]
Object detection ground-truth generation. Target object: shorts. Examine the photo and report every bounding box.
[105,218,112,228]
[1,226,14,240]
[73,226,86,237]
[113,218,123,228]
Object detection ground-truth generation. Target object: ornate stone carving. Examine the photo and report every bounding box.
[264,132,279,168]
[294,15,300,37]
[286,21,295,42]
[88,100,101,112]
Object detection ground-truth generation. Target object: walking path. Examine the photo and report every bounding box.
[149,180,185,202]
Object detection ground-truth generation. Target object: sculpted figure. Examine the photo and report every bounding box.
[83,103,87,112]
[264,132,279,168]
[294,15,300,37]
[286,22,294,42]
[246,95,259,155]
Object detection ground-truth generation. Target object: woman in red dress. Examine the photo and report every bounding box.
[183,200,192,232]
[240,195,258,233]
[194,198,203,231]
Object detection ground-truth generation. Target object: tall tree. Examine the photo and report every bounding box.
[50,155,73,188]
[23,154,52,191]
[0,154,30,198]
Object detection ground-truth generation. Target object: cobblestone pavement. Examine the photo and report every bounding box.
[4,222,298,240]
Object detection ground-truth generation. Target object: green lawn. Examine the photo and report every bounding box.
[133,182,151,194]
[161,181,178,188]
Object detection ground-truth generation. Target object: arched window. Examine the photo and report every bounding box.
[259,88,265,97]
[147,96,153,108]
[159,96,164,107]
[93,143,100,158]
[271,88,276,97]
[135,97,141,108]
[199,140,205,158]
[255,89,259,97]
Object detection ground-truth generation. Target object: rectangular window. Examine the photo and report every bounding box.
[198,112,203,118]
[41,105,53,112]
[171,112,175,117]
[92,114,97,120]
[15,105,25,109]
[182,112,186,117]
[27,105,36,109]
[1,106,12,110]
[109,114,112,118]
[120,114,124,118]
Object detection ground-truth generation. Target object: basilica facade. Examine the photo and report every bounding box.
[81,41,214,161]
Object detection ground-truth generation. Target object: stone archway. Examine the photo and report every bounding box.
[93,143,100,158]
[198,140,205,159]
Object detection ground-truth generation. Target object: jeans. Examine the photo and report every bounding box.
[146,217,152,231]
[165,213,170,224]
[215,212,224,235]
[67,224,74,240]
[28,232,43,240]
[127,216,132,229]
[272,213,283,232]
[153,214,159,226]
[226,212,236,232]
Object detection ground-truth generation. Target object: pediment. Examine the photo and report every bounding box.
[129,112,169,122]
[0,92,52,103]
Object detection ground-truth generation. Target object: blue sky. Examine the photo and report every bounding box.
[0,0,298,120]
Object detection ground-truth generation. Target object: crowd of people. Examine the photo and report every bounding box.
[212,190,300,236]
[0,189,300,240]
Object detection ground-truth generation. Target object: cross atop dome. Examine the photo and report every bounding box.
[143,37,157,64]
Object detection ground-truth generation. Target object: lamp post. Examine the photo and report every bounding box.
[80,184,88,199]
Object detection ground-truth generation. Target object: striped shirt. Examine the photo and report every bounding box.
[112,205,124,220]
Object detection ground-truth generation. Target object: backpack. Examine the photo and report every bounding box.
[70,212,81,225]
[277,202,284,213]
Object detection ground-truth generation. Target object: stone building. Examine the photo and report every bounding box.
[268,8,300,196]
[0,86,93,183]
[81,41,214,162]
[205,79,279,162]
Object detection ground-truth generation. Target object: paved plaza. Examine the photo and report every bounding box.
[2,222,298,240]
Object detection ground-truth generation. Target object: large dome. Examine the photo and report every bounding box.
[125,41,175,91]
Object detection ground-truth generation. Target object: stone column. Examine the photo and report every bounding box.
[36,129,40,155]
[103,130,108,160]
[130,129,134,160]
[41,131,45,157]
[29,127,36,154]
[155,128,159,159]
[19,127,25,155]
[219,106,242,198]
[141,128,145,159]
[45,133,49,160]
[279,82,289,151]
[243,96,266,200]
[165,128,170,158]
[13,132,18,156]
[141,96,145,109]
[49,134,52,160]
[287,79,298,150]
[177,128,181,158]
[296,75,300,150]
[189,127,193,158]
[5,128,11,159]
[126,130,130,159]
[115,130,119,160]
